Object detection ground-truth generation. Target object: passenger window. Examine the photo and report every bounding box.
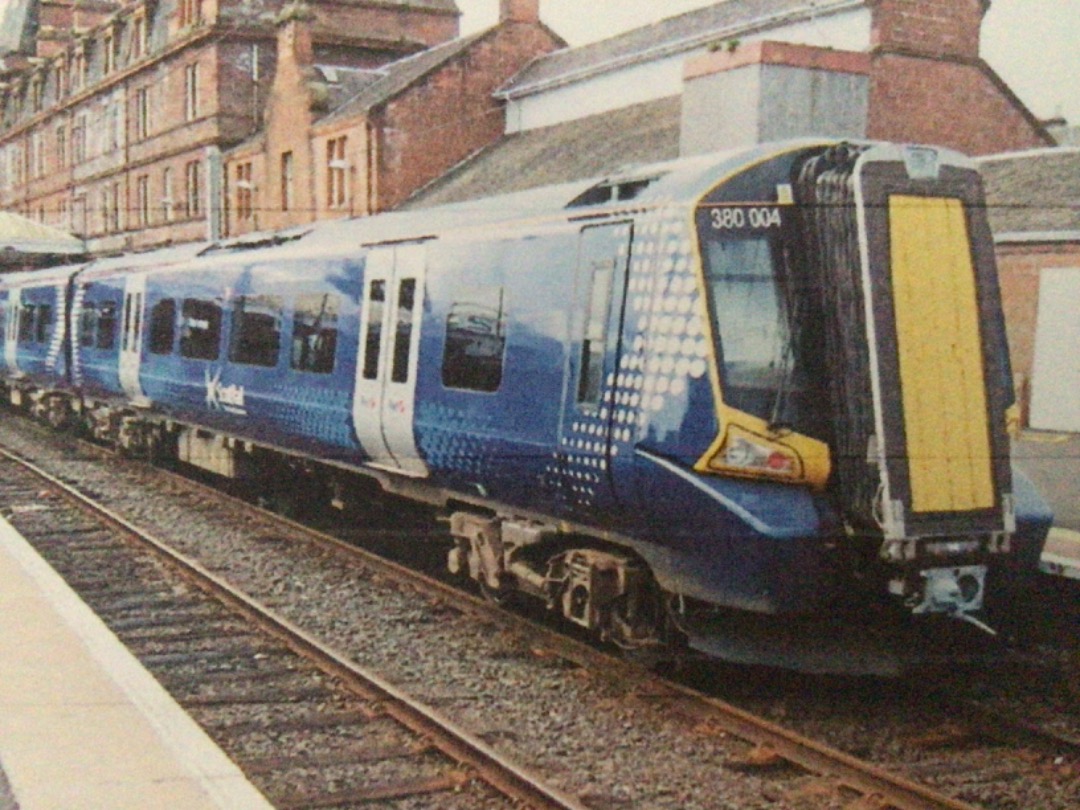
[390,279,416,384]
[229,294,282,368]
[362,280,385,380]
[149,299,176,355]
[578,257,616,405]
[96,302,117,350]
[179,298,222,360]
[36,305,51,343]
[441,287,506,393]
[17,305,34,344]
[131,293,142,350]
[122,293,132,351]
[79,304,96,347]
[290,293,339,374]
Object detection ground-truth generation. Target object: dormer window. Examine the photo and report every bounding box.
[103,29,116,74]
[72,45,87,92]
[29,75,44,112]
[131,13,147,59]
[56,57,68,97]
[179,0,204,28]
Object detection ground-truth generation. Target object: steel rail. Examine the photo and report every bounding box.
[0,447,588,810]
[74,443,986,810]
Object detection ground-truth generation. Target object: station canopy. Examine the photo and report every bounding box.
[0,210,86,269]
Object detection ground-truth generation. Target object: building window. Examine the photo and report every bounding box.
[136,174,150,227]
[131,15,147,59]
[326,136,347,209]
[106,101,121,151]
[179,0,204,27]
[134,87,151,140]
[185,160,201,217]
[111,180,122,232]
[30,76,44,112]
[184,63,199,121]
[280,151,293,212]
[12,143,24,186]
[29,132,43,179]
[161,167,174,222]
[55,124,66,167]
[56,58,68,97]
[235,162,253,222]
[72,48,86,92]
[72,194,87,236]
[103,30,116,74]
[71,113,87,163]
[100,188,109,233]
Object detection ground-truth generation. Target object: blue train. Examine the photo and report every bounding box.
[0,140,1053,673]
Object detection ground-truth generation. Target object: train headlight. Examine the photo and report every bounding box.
[713,429,798,477]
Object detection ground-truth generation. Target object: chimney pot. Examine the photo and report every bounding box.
[499,0,539,24]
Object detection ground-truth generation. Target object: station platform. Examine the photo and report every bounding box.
[0,515,273,810]
[1015,429,1080,582]
[1040,528,1080,581]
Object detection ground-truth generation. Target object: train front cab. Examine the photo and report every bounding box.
[634,142,1050,670]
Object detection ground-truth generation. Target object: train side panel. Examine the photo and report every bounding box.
[416,229,580,514]
[137,257,364,462]
[72,274,125,402]
[0,270,75,395]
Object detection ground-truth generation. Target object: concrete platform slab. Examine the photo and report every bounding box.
[1040,527,1080,581]
[0,515,273,810]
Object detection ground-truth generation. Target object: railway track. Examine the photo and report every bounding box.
[0,447,585,810]
[0,414,1077,809]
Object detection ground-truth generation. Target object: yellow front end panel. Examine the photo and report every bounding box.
[889,196,994,513]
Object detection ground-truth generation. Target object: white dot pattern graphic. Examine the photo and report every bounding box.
[545,206,711,509]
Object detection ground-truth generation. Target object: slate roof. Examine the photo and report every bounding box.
[314,65,383,112]
[319,28,488,123]
[404,95,682,208]
[979,148,1080,237]
[499,0,859,98]
[369,0,458,11]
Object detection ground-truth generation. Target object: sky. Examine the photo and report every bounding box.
[459,0,1080,126]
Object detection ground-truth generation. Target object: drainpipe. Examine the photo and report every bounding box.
[205,145,222,241]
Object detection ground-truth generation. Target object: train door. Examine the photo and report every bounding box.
[119,274,148,404]
[556,222,634,511]
[352,242,428,477]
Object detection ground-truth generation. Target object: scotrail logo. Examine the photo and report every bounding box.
[205,367,247,416]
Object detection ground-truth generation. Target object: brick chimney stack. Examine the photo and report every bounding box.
[500,0,540,24]
[869,0,988,60]
[276,3,315,69]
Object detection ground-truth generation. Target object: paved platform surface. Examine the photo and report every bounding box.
[0,515,273,810]
[1014,430,1080,581]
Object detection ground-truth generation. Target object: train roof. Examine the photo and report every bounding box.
[199,139,833,267]
[0,261,86,289]
[22,139,961,285]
